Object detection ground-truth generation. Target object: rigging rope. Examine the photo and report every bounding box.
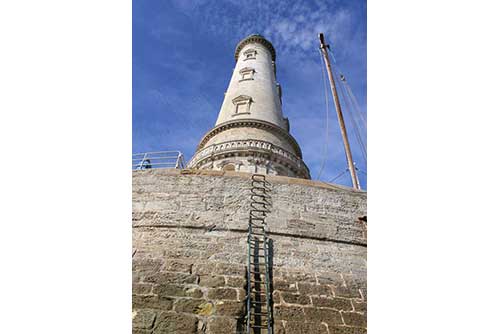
[328,168,349,183]
[316,45,367,186]
[336,70,367,165]
[316,49,330,180]
[325,48,367,166]
[327,48,367,131]
[344,81,367,129]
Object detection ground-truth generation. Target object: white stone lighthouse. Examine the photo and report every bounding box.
[187,34,310,179]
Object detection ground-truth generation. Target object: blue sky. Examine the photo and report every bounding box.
[133,0,366,188]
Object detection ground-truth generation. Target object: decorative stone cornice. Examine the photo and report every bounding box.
[187,138,310,178]
[239,67,255,73]
[235,34,276,62]
[195,119,303,159]
[232,95,253,104]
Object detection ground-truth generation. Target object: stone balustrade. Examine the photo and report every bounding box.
[187,139,307,171]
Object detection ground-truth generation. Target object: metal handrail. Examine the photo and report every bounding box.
[132,150,185,170]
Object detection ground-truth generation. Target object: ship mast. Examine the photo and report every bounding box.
[318,33,361,190]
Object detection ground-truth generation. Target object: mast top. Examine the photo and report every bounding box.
[318,33,330,49]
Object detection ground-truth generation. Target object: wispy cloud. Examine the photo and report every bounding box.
[170,0,356,60]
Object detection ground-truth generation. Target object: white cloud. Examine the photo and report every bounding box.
[170,0,355,60]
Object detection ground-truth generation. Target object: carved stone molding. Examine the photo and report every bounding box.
[187,138,310,178]
[232,95,253,104]
[234,34,276,62]
[195,119,303,159]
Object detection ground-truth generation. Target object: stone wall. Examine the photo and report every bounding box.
[132,169,367,334]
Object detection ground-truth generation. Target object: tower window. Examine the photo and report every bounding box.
[243,48,257,60]
[235,103,246,113]
[239,67,255,81]
[232,95,253,116]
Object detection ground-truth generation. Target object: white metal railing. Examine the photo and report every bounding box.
[132,150,185,170]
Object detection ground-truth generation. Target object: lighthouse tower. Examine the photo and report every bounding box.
[187,35,310,179]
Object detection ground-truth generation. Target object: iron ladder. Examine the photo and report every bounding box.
[246,174,273,334]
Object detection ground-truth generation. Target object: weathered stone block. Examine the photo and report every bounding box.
[297,283,333,297]
[153,311,198,334]
[236,288,246,301]
[286,271,317,283]
[214,300,245,317]
[273,279,298,292]
[343,274,366,288]
[333,285,361,299]
[207,287,238,300]
[208,249,244,262]
[274,320,286,334]
[133,309,157,329]
[186,287,204,299]
[225,276,246,288]
[311,296,353,311]
[272,268,287,279]
[284,321,328,334]
[133,271,142,283]
[206,316,237,334]
[274,305,305,321]
[316,271,344,286]
[199,275,225,288]
[360,287,367,301]
[164,248,203,259]
[197,302,216,316]
[164,260,193,273]
[133,295,173,311]
[174,299,214,316]
[280,292,311,305]
[329,326,367,334]
[214,263,246,276]
[303,307,343,325]
[341,312,367,328]
[133,258,163,273]
[192,262,217,275]
[133,329,152,334]
[153,284,203,298]
[144,272,198,285]
[352,301,366,314]
[273,290,281,303]
[133,283,153,295]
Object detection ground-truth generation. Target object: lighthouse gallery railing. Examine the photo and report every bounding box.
[132,150,185,170]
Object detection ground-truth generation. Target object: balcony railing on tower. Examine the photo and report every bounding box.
[132,150,185,170]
